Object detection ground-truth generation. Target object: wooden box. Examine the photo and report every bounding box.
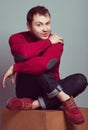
[1,108,88,130]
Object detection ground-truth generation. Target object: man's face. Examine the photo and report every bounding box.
[27,13,51,40]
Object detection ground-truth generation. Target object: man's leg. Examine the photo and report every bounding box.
[57,73,87,97]
[33,72,88,124]
[34,73,87,109]
[6,72,88,124]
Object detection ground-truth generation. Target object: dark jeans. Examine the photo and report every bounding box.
[16,72,87,109]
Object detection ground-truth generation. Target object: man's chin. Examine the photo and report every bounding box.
[40,36,49,40]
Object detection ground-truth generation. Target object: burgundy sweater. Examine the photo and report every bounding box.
[9,31,64,80]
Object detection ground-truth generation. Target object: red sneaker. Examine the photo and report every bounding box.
[62,96,84,124]
[6,97,33,110]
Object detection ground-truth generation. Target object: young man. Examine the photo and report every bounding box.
[2,6,88,124]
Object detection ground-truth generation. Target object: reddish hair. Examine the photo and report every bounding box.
[26,6,51,24]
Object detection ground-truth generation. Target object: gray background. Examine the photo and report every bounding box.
[0,0,88,108]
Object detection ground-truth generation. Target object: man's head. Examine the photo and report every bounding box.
[26,6,51,40]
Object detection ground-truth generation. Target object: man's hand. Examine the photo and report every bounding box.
[1,65,15,88]
[49,34,64,44]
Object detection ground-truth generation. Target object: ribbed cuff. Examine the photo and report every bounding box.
[38,97,46,109]
[47,85,63,99]
[47,88,59,98]
[13,64,18,72]
[57,85,63,91]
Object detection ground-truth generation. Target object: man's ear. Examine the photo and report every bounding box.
[26,22,31,30]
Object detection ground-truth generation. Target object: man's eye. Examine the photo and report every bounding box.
[37,24,41,26]
[46,22,50,25]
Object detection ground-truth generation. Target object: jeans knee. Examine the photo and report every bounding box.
[36,73,50,82]
[39,72,55,81]
[77,73,88,90]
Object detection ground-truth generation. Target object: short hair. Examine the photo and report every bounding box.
[26,5,51,24]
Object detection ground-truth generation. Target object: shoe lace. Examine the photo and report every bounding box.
[22,101,32,110]
[63,98,77,110]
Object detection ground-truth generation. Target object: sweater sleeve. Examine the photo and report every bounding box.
[13,43,64,74]
[9,33,51,61]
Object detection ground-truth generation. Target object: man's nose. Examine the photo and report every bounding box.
[42,25,48,31]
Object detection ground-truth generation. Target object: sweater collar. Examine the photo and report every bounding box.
[28,31,40,42]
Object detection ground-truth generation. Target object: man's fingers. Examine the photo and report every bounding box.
[2,75,15,88]
[2,75,6,88]
[1,65,15,88]
[59,39,64,43]
[10,76,15,85]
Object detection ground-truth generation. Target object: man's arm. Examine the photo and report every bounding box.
[9,32,51,61]
[13,43,64,74]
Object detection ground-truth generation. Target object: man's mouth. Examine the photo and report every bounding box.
[42,33,49,37]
